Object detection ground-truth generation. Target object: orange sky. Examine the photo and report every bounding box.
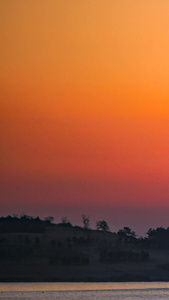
[1,0,169,234]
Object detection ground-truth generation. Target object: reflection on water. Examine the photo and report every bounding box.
[1,282,169,291]
[1,282,169,300]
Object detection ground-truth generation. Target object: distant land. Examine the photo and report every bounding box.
[1,215,169,282]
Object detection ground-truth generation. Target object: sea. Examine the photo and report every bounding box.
[0,282,169,299]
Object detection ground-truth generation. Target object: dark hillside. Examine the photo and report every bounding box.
[0,216,169,282]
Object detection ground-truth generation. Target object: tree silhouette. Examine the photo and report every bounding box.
[82,215,90,230]
[117,227,136,238]
[44,216,54,223]
[61,216,69,224]
[96,220,109,232]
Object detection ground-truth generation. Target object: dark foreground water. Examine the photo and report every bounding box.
[0,282,169,299]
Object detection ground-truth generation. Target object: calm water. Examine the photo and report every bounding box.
[0,282,169,299]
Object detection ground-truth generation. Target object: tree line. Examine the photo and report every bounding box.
[1,214,169,246]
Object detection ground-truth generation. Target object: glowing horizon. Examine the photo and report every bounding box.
[1,0,169,234]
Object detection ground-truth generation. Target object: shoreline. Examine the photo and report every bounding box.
[1,259,169,283]
[0,273,169,283]
[0,279,169,283]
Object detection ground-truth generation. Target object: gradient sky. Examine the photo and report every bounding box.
[1,0,169,235]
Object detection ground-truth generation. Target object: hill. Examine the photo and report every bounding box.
[0,216,169,282]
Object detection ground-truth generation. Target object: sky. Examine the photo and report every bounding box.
[1,0,169,235]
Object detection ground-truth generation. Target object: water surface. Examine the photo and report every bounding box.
[0,282,169,299]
